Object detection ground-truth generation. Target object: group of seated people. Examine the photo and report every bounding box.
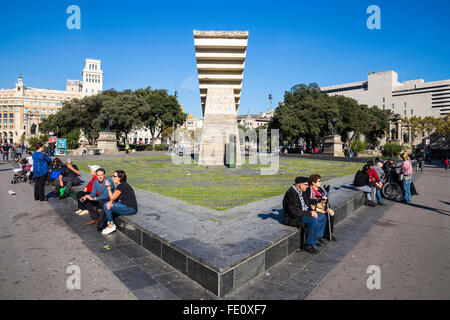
[283,174,338,254]
[49,160,138,235]
[354,155,418,206]
[284,156,418,254]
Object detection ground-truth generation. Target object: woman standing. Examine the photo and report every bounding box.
[400,152,413,204]
[102,170,138,235]
[32,143,52,201]
[305,174,339,243]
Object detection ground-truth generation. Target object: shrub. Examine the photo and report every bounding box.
[383,142,404,157]
[350,139,368,156]
[62,128,80,150]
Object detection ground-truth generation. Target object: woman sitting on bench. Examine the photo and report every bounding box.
[305,174,339,243]
[102,170,138,235]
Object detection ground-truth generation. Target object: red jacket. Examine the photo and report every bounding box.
[84,175,98,194]
[367,168,381,184]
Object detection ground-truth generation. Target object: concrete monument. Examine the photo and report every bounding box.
[194,30,248,166]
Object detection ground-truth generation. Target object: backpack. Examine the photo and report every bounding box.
[354,170,366,187]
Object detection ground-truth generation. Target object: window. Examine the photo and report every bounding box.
[9,119,13,124]
[43,95,47,98]
[9,107,13,112]
[50,102,55,106]
[41,115,46,119]
[32,101,38,105]
[50,109,55,114]
[383,104,385,110]
[32,108,38,113]
[411,109,413,115]
[3,114,7,118]
[24,108,30,113]
[392,104,395,109]
[16,108,20,112]
[3,119,6,124]
[9,113,13,118]
[41,109,47,114]
[24,100,30,105]
[383,97,385,103]
[404,110,406,116]
[41,102,47,106]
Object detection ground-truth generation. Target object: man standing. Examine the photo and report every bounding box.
[2,143,10,161]
[80,168,115,226]
[283,176,327,254]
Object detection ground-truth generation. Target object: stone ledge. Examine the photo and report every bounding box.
[56,169,419,297]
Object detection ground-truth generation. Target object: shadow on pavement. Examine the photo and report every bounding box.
[407,202,450,216]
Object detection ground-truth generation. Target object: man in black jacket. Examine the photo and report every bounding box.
[283,176,326,254]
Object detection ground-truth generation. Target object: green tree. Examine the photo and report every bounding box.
[62,128,80,149]
[269,83,333,148]
[135,87,186,151]
[102,91,144,141]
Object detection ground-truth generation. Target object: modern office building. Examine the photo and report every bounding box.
[321,70,450,117]
[0,58,103,144]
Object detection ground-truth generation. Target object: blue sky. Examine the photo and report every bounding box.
[1,0,449,118]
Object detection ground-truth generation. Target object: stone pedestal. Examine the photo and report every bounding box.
[322,134,344,157]
[96,131,119,154]
[198,88,242,166]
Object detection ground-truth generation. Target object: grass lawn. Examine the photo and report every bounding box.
[76,155,362,210]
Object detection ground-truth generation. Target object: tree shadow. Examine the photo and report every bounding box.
[0,168,12,172]
[407,203,450,217]
[258,208,284,224]
[439,201,450,206]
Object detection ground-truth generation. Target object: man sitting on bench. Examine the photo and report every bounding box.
[55,159,81,199]
[283,176,327,254]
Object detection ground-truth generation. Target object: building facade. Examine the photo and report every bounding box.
[321,70,450,118]
[0,59,103,144]
[237,109,274,129]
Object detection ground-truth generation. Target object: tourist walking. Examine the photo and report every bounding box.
[445,157,449,170]
[2,143,10,161]
[102,170,138,235]
[32,143,52,201]
[400,152,413,204]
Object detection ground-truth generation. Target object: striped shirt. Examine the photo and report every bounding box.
[292,185,309,211]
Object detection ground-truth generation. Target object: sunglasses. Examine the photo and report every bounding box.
[112,175,119,178]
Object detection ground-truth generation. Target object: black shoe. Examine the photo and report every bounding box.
[365,200,376,207]
[316,238,327,247]
[59,194,70,200]
[303,244,319,254]
[378,202,386,206]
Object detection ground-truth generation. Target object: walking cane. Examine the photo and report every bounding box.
[324,185,332,241]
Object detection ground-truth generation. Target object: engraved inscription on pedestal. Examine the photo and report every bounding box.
[198,88,242,166]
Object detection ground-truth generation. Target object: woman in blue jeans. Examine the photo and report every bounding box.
[102,170,138,235]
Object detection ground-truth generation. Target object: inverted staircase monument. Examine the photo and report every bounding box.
[194,30,248,166]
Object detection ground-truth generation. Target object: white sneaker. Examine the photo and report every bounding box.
[75,209,82,214]
[78,210,89,216]
[102,225,116,235]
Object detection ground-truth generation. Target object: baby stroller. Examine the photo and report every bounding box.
[11,159,34,184]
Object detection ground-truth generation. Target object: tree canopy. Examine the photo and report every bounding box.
[268,83,391,149]
[39,87,186,150]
